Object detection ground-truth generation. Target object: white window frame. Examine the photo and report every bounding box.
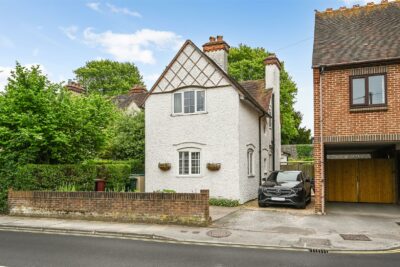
[172,89,206,115]
[177,148,202,177]
[247,148,255,177]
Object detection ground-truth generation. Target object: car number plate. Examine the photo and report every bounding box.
[271,197,285,201]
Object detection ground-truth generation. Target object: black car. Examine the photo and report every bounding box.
[258,171,312,209]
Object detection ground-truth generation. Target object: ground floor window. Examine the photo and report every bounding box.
[247,148,254,176]
[179,150,201,175]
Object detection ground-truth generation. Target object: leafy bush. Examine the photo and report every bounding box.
[155,189,176,193]
[57,183,77,192]
[0,161,133,213]
[296,145,313,160]
[209,198,240,207]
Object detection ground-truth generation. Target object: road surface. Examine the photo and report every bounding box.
[0,230,398,267]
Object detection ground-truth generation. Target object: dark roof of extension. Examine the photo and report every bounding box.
[312,1,400,68]
[113,91,147,109]
[239,79,272,111]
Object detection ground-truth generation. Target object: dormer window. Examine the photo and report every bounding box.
[173,90,205,114]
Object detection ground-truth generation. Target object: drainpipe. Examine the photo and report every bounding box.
[272,93,276,171]
[319,66,325,214]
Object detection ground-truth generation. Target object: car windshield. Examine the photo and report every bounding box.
[267,172,300,183]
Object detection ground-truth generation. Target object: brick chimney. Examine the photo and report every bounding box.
[129,84,147,94]
[202,35,230,72]
[264,53,281,170]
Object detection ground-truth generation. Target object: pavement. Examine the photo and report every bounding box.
[0,200,400,253]
[2,231,400,267]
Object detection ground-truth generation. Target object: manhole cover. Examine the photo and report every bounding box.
[206,230,232,238]
[340,234,371,241]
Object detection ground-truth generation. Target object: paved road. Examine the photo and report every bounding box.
[0,231,399,267]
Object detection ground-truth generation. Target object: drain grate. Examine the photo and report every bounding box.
[206,229,232,238]
[340,234,371,241]
[309,248,329,254]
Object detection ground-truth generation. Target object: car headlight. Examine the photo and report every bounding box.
[292,187,303,193]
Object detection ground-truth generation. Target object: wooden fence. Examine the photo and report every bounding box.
[280,162,315,178]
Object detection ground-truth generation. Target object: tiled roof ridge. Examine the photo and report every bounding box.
[316,0,399,15]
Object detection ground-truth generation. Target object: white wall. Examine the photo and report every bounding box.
[145,86,241,201]
[238,102,261,202]
[265,64,281,170]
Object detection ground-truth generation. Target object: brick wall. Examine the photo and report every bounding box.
[8,190,210,226]
[313,63,400,213]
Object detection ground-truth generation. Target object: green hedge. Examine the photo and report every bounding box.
[209,198,240,207]
[0,160,137,213]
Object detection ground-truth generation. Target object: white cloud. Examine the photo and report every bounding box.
[0,35,14,48]
[60,26,79,40]
[106,3,142,17]
[83,28,184,64]
[0,64,48,92]
[86,2,101,12]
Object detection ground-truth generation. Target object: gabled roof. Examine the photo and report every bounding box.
[313,1,400,68]
[113,91,147,109]
[145,40,271,113]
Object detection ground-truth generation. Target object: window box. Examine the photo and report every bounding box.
[207,163,221,171]
[158,163,171,171]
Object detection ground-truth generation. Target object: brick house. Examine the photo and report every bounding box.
[313,1,400,213]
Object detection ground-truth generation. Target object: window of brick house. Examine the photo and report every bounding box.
[350,74,386,107]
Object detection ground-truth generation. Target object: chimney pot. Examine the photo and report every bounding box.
[339,6,346,10]
[353,4,360,8]
[202,35,230,72]
[326,7,333,12]
[381,0,388,4]
[367,2,374,6]
[130,84,147,94]
[263,53,281,70]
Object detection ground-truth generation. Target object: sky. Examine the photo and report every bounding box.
[0,0,384,133]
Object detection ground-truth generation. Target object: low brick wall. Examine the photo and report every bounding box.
[8,190,210,226]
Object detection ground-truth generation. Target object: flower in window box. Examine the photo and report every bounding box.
[158,163,171,171]
[207,163,221,171]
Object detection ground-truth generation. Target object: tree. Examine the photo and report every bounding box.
[228,44,310,144]
[0,63,117,165]
[102,111,145,163]
[291,112,312,144]
[74,60,144,96]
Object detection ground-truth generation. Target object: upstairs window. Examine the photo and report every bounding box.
[350,74,386,107]
[173,90,205,114]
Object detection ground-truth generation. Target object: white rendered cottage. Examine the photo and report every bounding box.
[144,36,281,203]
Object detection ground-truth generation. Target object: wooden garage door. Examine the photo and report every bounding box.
[327,159,395,203]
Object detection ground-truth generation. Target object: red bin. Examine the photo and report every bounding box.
[94,179,106,192]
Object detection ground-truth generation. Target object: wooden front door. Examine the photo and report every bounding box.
[327,159,395,203]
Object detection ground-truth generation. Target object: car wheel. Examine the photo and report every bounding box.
[296,199,306,209]
[306,194,312,204]
[258,202,268,208]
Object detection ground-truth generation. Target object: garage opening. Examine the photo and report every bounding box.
[325,143,399,204]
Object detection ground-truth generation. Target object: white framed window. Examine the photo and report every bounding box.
[178,148,201,176]
[173,90,205,114]
[247,148,254,176]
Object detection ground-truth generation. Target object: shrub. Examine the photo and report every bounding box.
[296,145,313,160]
[0,161,134,213]
[209,198,240,207]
